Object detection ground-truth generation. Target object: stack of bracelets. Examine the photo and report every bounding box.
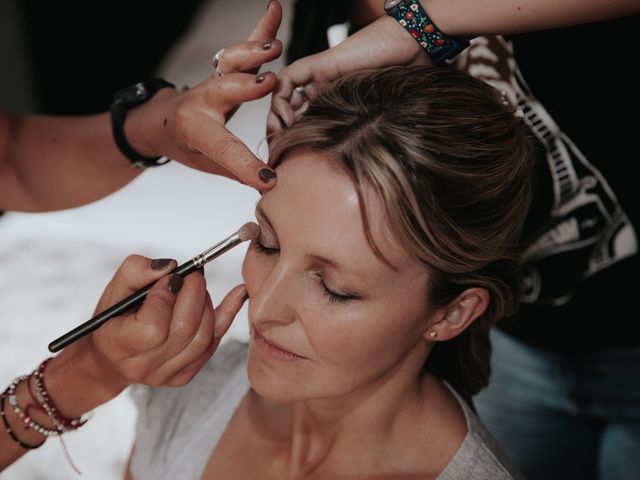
[1,358,92,450]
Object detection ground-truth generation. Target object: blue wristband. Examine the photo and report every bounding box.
[384,0,469,63]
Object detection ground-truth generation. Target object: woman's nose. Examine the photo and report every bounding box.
[249,262,296,327]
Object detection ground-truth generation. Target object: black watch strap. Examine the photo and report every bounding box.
[110,78,175,168]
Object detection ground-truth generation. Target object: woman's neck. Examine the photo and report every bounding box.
[253,343,450,478]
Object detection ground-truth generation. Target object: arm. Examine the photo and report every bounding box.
[0,112,142,212]
[268,0,639,131]
[0,0,285,212]
[419,0,640,37]
[0,255,246,469]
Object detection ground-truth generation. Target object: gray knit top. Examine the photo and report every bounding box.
[130,340,522,480]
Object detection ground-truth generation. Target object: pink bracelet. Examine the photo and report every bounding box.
[31,358,91,432]
[4,376,60,437]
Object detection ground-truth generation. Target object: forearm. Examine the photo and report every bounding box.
[0,111,143,212]
[356,0,638,36]
[423,0,639,37]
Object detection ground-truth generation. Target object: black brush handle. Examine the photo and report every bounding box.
[48,260,197,352]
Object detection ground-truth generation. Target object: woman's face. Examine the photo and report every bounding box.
[242,150,434,402]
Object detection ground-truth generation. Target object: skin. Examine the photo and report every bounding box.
[0,0,284,212]
[0,255,248,470]
[268,0,640,133]
[199,150,489,479]
[0,2,287,469]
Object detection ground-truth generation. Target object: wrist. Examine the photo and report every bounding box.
[124,87,178,159]
[384,0,470,63]
[375,15,426,66]
[45,343,126,419]
[110,79,176,167]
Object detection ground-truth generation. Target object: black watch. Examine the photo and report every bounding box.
[110,78,175,168]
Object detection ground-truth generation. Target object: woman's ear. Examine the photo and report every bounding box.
[424,288,489,342]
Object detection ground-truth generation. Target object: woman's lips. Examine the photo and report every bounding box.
[253,328,306,361]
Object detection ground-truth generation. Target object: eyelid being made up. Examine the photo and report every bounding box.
[316,273,361,304]
[252,240,360,304]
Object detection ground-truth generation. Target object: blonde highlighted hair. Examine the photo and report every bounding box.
[269,66,534,399]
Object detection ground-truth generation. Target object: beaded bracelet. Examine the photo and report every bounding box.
[1,389,46,450]
[5,376,61,437]
[32,358,91,431]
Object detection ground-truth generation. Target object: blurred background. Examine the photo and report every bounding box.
[0,0,294,477]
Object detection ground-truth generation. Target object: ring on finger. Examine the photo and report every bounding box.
[294,85,310,101]
[212,48,225,77]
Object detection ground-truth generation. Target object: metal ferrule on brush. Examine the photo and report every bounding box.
[192,232,242,268]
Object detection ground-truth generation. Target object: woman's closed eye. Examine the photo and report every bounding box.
[253,240,361,305]
[254,239,279,255]
[314,273,361,305]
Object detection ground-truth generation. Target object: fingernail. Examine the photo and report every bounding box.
[168,274,183,294]
[256,73,266,84]
[259,168,276,183]
[151,258,172,270]
[262,42,272,50]
[196,267,205,276]
[266,0,272,10]
[243,292,250,302]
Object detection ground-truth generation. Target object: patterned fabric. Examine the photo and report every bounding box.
[454,23,639,351]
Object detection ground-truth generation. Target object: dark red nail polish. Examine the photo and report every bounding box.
[256,74,266,84]
[151,258,172,270]
[262,42,272,50]
[259,168,276,183]
[168,274,183,294]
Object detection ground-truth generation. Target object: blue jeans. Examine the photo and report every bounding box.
[475,329,640,480]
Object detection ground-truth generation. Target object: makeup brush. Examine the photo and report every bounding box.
[48,222,260,353]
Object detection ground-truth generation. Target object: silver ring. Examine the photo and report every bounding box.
[212,48,225,77]
[295,85,310,101]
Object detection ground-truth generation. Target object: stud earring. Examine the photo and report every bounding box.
[429,331,438,339]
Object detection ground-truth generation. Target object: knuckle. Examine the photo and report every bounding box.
[147,287,176,311]
[145,376,166,388]
[137,318,170,348]
[120,364,147,384]
[189,330,212,355]
[171,316,199,344]
[166,374,191,388]
[173,103,197,145]
[118,254,146,277]
[185,271,207,290]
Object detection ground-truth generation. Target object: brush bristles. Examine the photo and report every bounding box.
[238,222,260,242]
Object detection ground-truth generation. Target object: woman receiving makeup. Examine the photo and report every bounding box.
[127,65,533,479]
[1,64,531,476]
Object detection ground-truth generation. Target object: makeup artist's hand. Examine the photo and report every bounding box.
[267,14,426,136]
[129,0,284,190]
[72,255,247,394]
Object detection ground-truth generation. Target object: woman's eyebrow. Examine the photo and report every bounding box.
[256,202,372,280]
[255,203,275,230]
